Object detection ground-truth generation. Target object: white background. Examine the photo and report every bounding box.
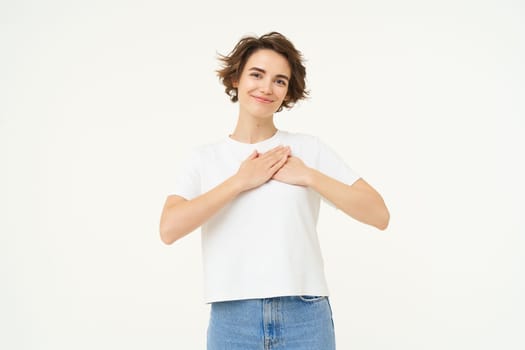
[1,0,524,349]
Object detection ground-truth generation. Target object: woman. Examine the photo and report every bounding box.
[160,32,389,350]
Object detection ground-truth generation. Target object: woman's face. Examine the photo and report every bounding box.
[234,49,291,119]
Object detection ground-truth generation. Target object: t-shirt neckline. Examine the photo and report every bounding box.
[226,129,282,150]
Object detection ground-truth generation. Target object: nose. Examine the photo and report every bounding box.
[259,78,273,95]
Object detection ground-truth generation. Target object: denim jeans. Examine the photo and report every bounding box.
[207,296,336,350]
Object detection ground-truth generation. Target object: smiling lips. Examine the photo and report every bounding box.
[251,95,274,104]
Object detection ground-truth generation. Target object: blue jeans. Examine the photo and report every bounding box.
[207,296,336,350]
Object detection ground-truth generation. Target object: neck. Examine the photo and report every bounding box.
[230,114,277,144]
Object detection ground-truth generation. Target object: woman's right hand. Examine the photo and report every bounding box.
[234,145,290,192]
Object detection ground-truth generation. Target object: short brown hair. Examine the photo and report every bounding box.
[216,32,308,112]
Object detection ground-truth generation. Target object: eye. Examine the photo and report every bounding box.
[276,79,288,87]
[250,72,262,78]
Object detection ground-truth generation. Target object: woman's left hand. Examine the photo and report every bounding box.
[272,156,313,186]
[272,153,390,230]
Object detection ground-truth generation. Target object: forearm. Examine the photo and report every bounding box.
[307,169,390,230]
[160,176,243,244]
[160,146,291,244]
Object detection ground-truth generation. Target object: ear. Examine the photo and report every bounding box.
[232,79,238,88]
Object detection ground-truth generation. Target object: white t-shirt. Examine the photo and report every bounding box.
[172,130,360,303]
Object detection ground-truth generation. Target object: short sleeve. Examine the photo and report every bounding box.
[315,137,360,186]
[314,137,360,208]
[170,149,202,200]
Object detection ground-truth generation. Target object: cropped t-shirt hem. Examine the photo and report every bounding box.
[204,290,331,304]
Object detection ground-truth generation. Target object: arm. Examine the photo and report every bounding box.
[308,171,390,230]
[159,146,290,244]
[159,177,243,245]
[273,156,390,230]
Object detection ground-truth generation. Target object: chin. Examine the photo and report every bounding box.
[247,106,278,118]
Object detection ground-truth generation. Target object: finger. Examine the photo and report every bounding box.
[262,148,290,164]
[259,149,280,160]
[270,153,289,173]
[263,151,286,169]
[267,149,292,168]
[245,150,258,160]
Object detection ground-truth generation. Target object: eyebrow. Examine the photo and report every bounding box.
[248,67,290,81]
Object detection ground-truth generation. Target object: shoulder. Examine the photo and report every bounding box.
[177,138,229,172]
